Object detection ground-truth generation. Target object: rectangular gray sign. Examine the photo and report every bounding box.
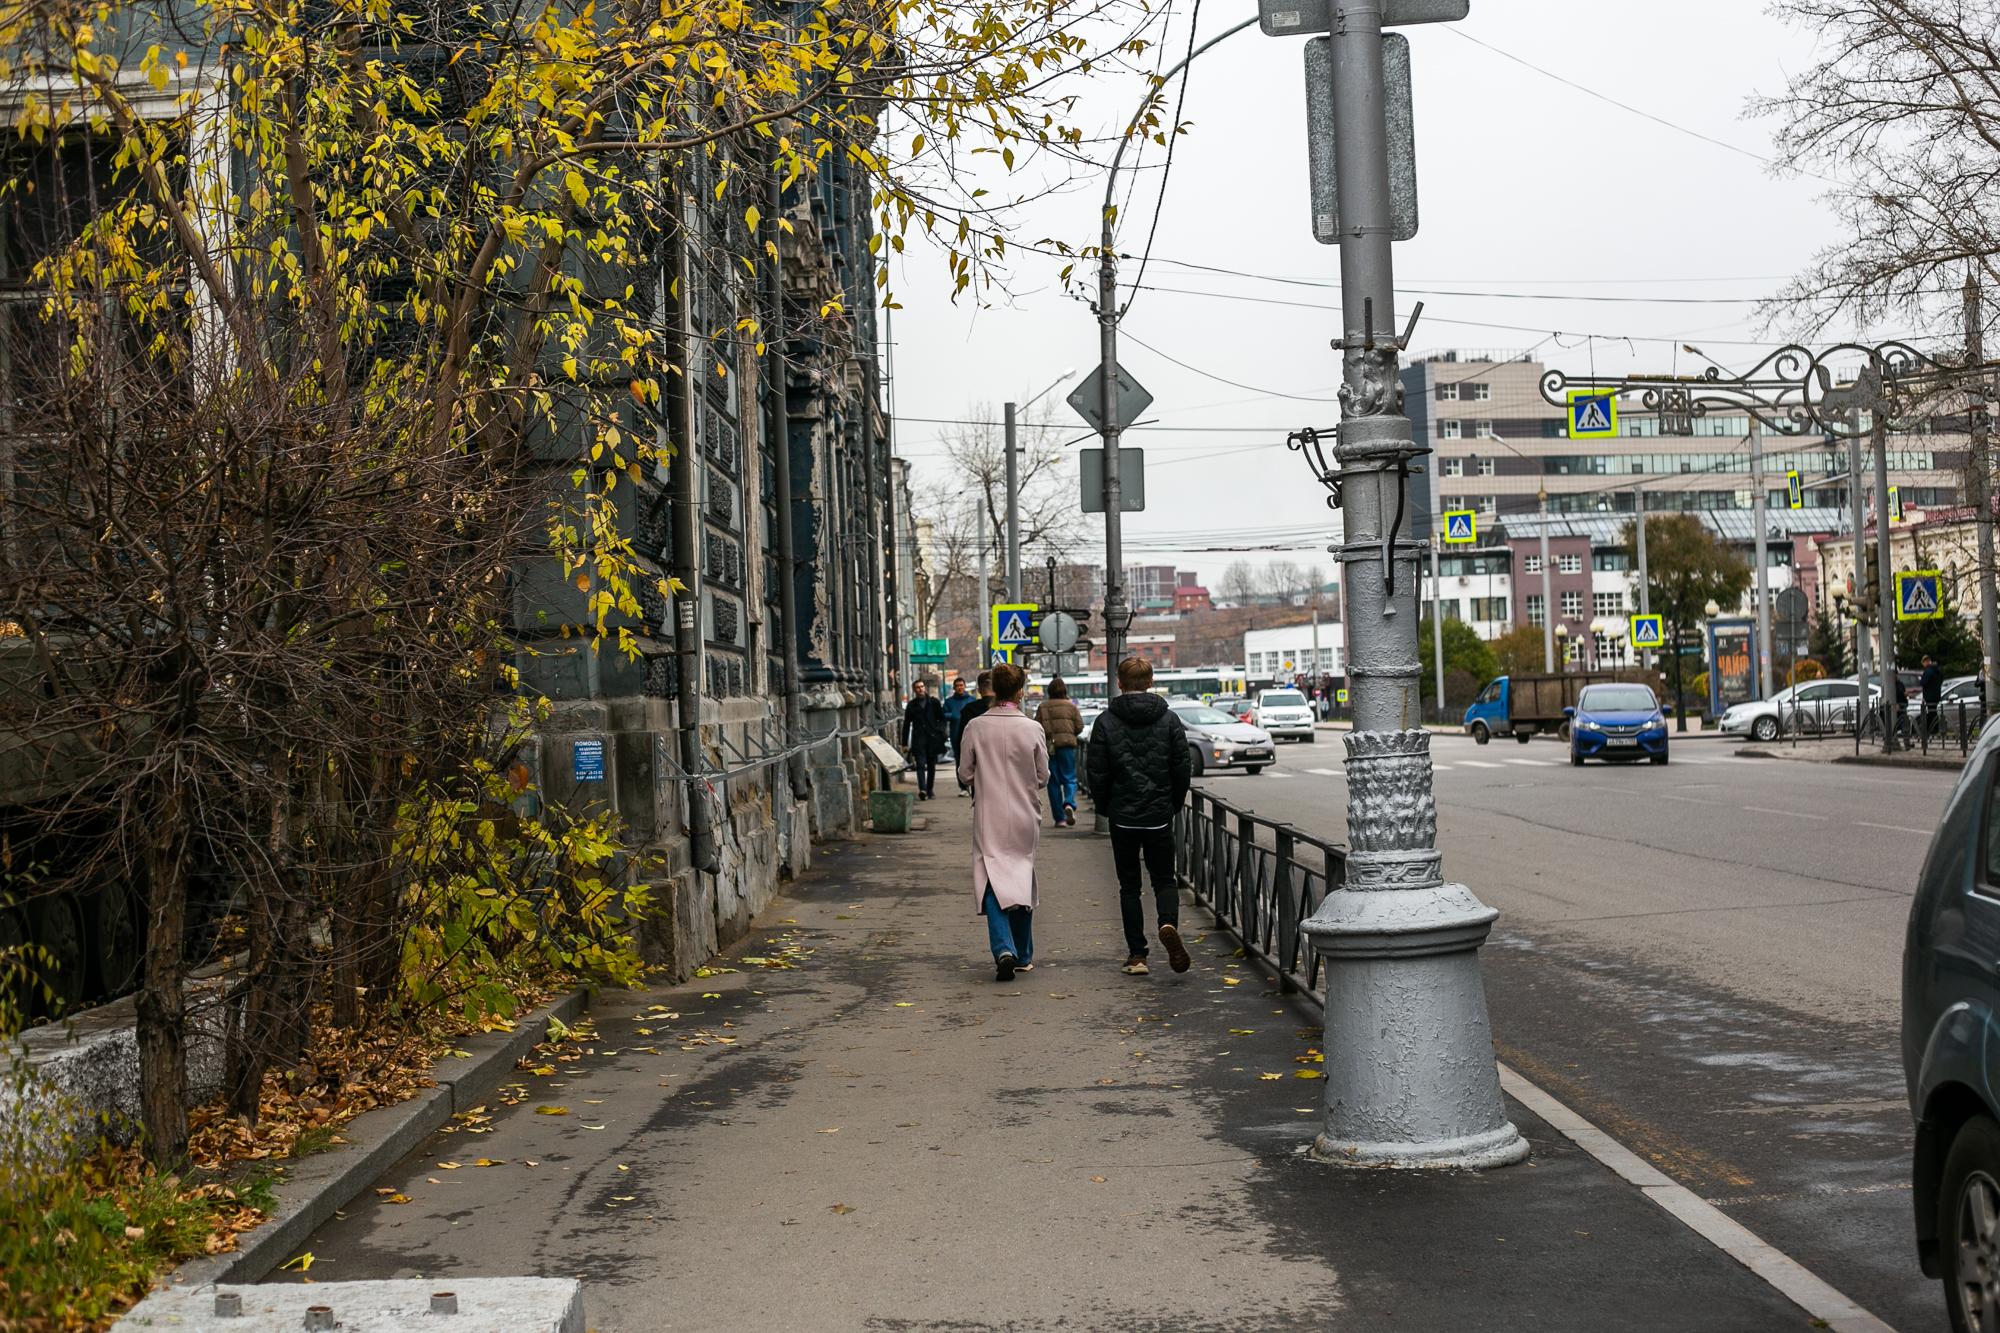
[1306,33,1418,245]
[1261,0,1469,35]
[1081,448,1145,514]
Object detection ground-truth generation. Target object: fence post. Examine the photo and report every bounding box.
[1274,824,1298,993]
[1236,810,1257,944]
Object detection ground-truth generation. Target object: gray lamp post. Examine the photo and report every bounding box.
[1282,0,1526,1170]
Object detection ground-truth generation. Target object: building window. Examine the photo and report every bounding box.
[1558,554,1583,574]
[1440,420,1462,440]
[1436,383,1460,401]
[1595,632,1624,666]
[1478,495,1498,513]
[1593,591,1624,616]
[1561,589,1584,618]
[1442,457,1463,477]
[1471,596,1509,621]
[1471,382,1491,402]
[1526,594,1546,625]
[1523,554,1543,575]
[1443,599,1463,621]
[1475,422,1494,444]
[1592,550,1632,572]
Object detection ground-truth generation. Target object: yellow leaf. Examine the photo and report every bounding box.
[282,1253,314,1272]
[893,1002,914,1008]
[565,171,589,209]
[474,1159,505,1167]
[1259,1073,1282,1081]
[1295,1070,1324,1079]
[1221,977,1241,986]
[1089,1175,1107,1184]
[535,1106,570,1115]
[1229,1029,1255,1036]
[529,1064,556,1076]
[829,1203,857,1215]
[386,1193,413,1205]
[437,1161,461,1170]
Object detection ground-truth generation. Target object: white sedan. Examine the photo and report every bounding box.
[1718,678,1877,741]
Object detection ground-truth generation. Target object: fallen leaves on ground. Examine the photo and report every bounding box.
[828,1203,857,1215]
[535,1106,570,1116]
[282,1253,314,1272]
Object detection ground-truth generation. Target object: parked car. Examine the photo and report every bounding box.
[1718,679,1877,742]
[1210,694,1249,721]
[1251,688,1317,743]
[1907,675,1983,725]
[1170,702,1273,777]
[1565,684,1668,766]
[1901,720,2000,1330]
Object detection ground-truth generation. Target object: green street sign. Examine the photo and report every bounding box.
[910,637,949,662]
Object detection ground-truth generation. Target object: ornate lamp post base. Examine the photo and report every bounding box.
[1303,731,1528,1170]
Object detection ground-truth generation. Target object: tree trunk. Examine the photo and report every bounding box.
[137,779,190,1165]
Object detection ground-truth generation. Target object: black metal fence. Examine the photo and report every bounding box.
[1763,694,1989,759]
[1174,788,1346,997]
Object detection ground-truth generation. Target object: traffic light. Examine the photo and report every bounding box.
[1855,543,1878,619]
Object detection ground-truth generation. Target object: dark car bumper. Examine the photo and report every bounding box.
[1573,728,1668,759]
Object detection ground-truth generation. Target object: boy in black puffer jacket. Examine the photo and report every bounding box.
[1086,657,1194,975]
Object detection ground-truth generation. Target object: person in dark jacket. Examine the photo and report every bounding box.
[956,671,995,796]
[901,679,948,799]
[1920,655,1944,738]
[942,677,974,762]
[1086,657,1193,975]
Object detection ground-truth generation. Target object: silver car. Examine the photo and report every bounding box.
[1718,678,1876,742]
[1171,702,1274,776]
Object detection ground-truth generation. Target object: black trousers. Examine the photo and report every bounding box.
[912,746,939,796]
[1110,825,1178,957]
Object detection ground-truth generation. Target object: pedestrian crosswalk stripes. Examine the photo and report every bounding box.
[1508,759,1552,767]
[1461,760,1504,769]
[1305,767,1343,777]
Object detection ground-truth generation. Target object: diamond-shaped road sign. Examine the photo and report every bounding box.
[1067,363,1154,434]
[1260,0,1470,34]
[1304,33,1418,245]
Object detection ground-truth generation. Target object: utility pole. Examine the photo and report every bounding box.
[1004,400,1021,602]
[1850,412,1871,713]
[1751,419,1772,700]
[1634,483,1651,679]
[975,507,990,666]
[1872,389,1896,752]
[1430,518,1445,720]
[1295,0,1525,1171]
[1538,487,1554,672]
[1968,275,1998,712]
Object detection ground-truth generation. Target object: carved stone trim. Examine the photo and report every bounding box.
[1342,729,1439,891]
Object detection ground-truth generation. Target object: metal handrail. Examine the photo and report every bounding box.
[1174,787,1346,998]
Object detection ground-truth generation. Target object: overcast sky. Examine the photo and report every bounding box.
[886,1,1892,590]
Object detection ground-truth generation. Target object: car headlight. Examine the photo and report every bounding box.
[1576,719,1602,732]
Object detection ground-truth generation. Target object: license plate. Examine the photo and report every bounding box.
[1243,750,1271,760]
[1608,737,1636,747]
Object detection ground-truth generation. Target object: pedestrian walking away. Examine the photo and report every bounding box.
[1086,656,1193,977]
[942,676,973,764]
[1920,654,1943,740]
[955,670,994,797]
[1037,676,1083,828]
[957,662,1049,982]
[901,678,948,800]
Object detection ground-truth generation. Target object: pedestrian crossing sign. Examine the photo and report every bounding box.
[1335,688,1349,704]
[1443,509,1477,544]
[1786,470,1803,509]
[1889,486,1904,523]
[1628,614,1665,648]
[1895,570,1944,621]
[1567,389,1617,439]
[989,647,1015,666]
[992,603,1039,647]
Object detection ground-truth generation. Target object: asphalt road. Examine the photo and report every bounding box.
[1196,729,1956,1333]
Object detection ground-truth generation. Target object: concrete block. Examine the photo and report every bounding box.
[868,789,915,834]
[116,1277,583,1332]
[811,764,853,837]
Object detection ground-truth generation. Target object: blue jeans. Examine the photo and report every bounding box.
[1046,747,1078,820]
[981,887,1033,964]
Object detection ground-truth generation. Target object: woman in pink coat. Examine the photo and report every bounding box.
[957,662,1050,981]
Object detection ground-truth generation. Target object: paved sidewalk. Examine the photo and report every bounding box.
[278,786,1812,1331]
[1739,739,1968,770]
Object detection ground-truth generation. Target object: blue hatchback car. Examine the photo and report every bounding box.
[1565,683,1669,766]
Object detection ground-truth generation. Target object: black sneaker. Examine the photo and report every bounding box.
[1159,924,1192,974]
[996,951,1018,981]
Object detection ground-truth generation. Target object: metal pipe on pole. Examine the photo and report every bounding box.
[1296,0,1525,1171]
[1967,275,1998,713]
[1430,524,1445,719]
[762,170,809,800]
[1850,414,1872,713]
[1872,394,1896,751]
[1635,483,1651,679]
[1004,400,1021,603]
[1751,420,1773,699]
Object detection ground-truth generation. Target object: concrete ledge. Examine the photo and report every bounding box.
[166,989,590,1289]
[118,1276,584,1331]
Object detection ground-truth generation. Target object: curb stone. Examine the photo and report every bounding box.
[163,987,590,1289]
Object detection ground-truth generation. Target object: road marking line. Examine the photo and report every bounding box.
[1264,771,1291,779]
[1856,819,1933,835]
[1460,760,1504,769]
[1497,1064,1894,1333]
[1507,758,1551,767]
[1431,764,1454,772]
[1304,768,1343,777]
